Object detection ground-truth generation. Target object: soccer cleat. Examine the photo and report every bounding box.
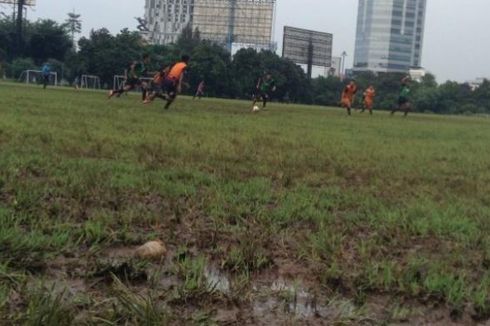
[108,90,114,99]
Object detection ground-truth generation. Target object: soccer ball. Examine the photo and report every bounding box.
[252,105,260,112]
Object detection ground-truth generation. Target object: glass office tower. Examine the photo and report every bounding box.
[353,0,427,73]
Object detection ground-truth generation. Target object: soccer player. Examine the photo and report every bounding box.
[161,55,190,110]
[391,76,412,116]
[108,53,151,100]
[361,85,376,115]
[340,80,358,115]
[193,80,205,100]
[41,63,51,89]
[73,75,81,90]
[143,65,170,104]
[252,73,276,111]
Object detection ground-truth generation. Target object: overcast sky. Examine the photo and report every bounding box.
[21,0,490,82]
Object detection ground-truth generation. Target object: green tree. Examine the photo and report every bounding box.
[63,50,86,82]
[63,11,82,48]
[230,48,262,98]
[420,73,437,88]
[176,24,201,55]
[0,18,15,61]
[6,57,36,79]
[77,28,146,86]
[27,19,72,63]
[413,87,441,113]
[436,81,473,114]
[472,79,490,112]
[276,58,310,103]
[188,42,232,97]
[311,76,343,106]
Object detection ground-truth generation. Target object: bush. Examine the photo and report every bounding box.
[450,103,484,115]
[0,62,6,79]
[5,58,36,79]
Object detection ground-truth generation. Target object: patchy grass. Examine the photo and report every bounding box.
[0,81,489,323]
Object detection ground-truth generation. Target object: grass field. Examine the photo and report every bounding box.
[0,82,489,325]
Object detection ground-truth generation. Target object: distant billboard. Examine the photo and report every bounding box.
[282,26,333,68]
[0,0,36,6]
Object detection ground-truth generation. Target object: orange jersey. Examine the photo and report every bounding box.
[167,62,187,80]
[342,84,357,101]
[364,88,375,101]
[153,71,165,84]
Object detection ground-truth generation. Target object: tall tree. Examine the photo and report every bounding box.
[0,18,15,61]
[77,28,146,85]
[27,19,73,63]
[64,11,82,49]
[176,24,201,55]
[16,0,26,56]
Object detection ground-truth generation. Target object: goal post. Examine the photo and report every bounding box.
[18,70,58,86]
[80,75,101,89]
[113,75,126,91]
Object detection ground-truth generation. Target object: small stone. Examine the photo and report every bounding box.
[214,307,239,323]
[135,240,167,259]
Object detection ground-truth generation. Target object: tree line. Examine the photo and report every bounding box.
[1,17,489,115]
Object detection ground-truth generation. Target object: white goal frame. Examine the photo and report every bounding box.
[18,70,58,86]
[81,74,101,89]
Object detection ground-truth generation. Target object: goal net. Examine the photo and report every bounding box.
[81,75,101,89]
[18,70,58,86]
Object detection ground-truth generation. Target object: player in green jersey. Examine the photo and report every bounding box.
[252,73,276,111]
[109,54,151,100]
[391,76,412,116]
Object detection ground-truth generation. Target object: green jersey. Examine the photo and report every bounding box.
[400,85,410,98]
[132,62,147,78]
[260,78,275,93]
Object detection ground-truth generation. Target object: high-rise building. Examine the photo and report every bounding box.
[143,0,193,45]
[143,0,276,50]
[353,0,427,73]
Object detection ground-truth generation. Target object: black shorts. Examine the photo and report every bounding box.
[398,97,409,105]
[150,81,164,93]
[125,77,142,88]
[163,78,177,99]
[255,91,269,101]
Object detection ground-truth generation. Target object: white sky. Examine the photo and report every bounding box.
[19,0,490,82]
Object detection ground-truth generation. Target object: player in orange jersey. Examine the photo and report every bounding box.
[143,65,171,104]
[340,80,358,115]
[361,85,376,115]
[161,55,190,110]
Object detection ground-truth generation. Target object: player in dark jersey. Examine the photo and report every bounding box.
[41,63,51,89]
[193,80,205,100]
[108,54,151,100]
[252,73,276,111]
[391,76,412,116]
